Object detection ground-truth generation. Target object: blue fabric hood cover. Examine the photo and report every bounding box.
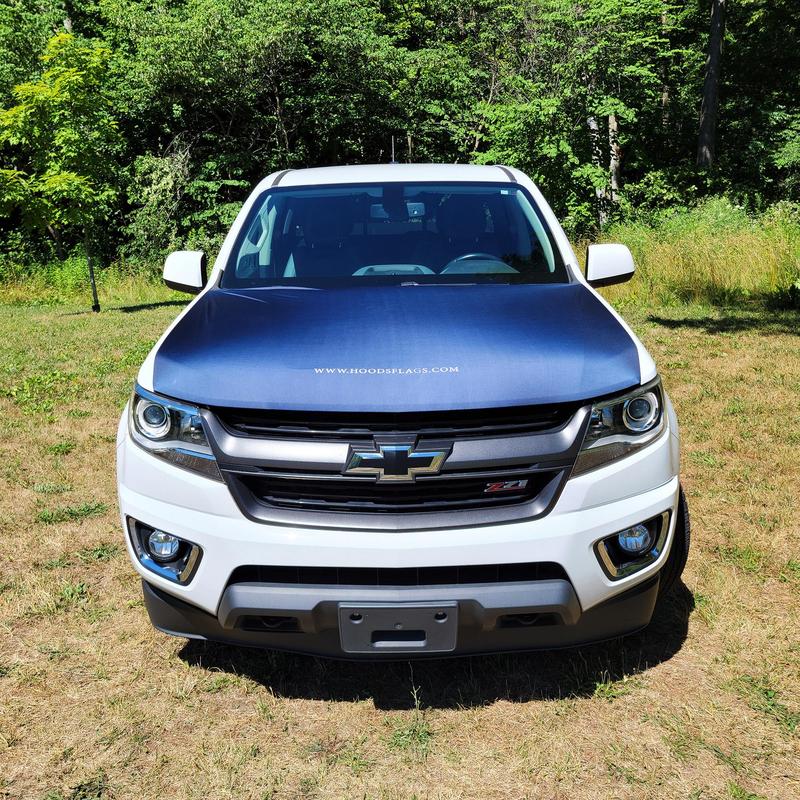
[152,284,641,412]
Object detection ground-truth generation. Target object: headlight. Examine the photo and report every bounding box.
[572,377,665,476]
[129,385,221,480]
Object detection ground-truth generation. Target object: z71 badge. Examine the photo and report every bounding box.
[484,479,529,493]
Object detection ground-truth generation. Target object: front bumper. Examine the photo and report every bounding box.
[142,573,660,659]
[117,402,680,657]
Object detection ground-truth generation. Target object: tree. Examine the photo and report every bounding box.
[0,0,798,260]
[0,32,122,259]
[0,0,67,102]
[696,0,725,168]
[475,0,671,230]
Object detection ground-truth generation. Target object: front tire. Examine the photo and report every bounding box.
[658,486,690,596]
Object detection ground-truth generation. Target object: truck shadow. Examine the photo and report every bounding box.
[178,583,694,710]
[647,312,799,336]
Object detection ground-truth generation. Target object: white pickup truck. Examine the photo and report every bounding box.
[116,163,689,658]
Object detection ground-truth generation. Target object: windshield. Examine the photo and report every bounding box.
[222,182,568,288]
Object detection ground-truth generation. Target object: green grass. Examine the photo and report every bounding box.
[727,781,768,800]
[2,370,77,414]
[47,440,77,456]
[692,592,717,626]
[593,674,640,701]
[202,674,239,694]
[36,501,108,525]
[40,554,72,570]
[75,543,120,563]
[33,482,72,495]
[0,253,182,309]
[39,544,121,570]
[307,735,371,775]
[43,772,109,800]
[714,544,767,575]
[386,686,434,758]
[55,581,88,611]
[733,676,800,735]
[689,450,724,468]
[386,713,434,757]
[779,559,800,584]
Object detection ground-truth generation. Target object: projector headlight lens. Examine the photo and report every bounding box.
[623,392,659,432]
[136,401,171,439]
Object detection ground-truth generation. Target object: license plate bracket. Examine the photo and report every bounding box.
[338,602,458,654]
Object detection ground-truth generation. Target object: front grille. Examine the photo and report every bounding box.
[205,402,587,526]
[214,403,577,441]
[233,468,560,514]
[228,562,568,587]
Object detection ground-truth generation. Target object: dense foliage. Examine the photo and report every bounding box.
[0,0,797,268]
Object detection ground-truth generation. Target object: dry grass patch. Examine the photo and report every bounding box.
[0,298,798,799]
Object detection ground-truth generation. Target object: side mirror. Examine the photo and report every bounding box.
[164,250,207,294]
[585,243,635,287]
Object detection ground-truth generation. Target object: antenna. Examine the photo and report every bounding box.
[390,135,397,164]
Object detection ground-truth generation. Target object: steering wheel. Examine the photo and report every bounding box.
[441,251,518,274]
[449,252,503,264]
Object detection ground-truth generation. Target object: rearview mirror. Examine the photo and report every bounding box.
[164,250,207,294]
[585,243,635,287]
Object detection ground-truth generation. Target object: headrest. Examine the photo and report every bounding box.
[436,196,488,239]
[303,203,352,245]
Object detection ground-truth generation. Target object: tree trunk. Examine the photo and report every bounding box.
[83,234,100,314]
[46,223,64,260]
[587,113,608,227]
[697,0,726,168]
[608,113,621,203]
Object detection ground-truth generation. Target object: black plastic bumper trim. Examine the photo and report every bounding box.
[141,573,660,659]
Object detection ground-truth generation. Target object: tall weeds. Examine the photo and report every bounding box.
[593,198,800,307]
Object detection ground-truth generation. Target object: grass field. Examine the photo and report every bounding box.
[0,287,798,800]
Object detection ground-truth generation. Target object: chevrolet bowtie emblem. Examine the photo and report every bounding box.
[344,441,451,482]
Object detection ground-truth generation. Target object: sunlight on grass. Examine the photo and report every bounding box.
[0,289,797,799]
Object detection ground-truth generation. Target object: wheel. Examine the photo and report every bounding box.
[658,485,691,596]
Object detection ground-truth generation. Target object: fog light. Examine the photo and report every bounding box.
[127,519,202,584]
[147,529,181,561]
[617,524,654,554]
[595,512,670,580]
